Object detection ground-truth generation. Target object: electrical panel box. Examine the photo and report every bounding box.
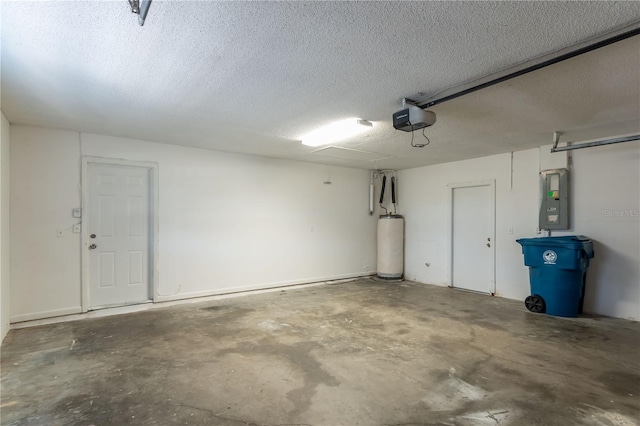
[539,168,569,230]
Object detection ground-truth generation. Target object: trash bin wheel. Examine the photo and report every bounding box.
[525,294,546,313]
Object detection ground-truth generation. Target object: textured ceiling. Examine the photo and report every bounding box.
[2,1,639,170]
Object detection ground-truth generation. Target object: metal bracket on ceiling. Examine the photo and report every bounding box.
[128,0,140,14]
[401,98,419,109]
[127,0,152,26]
[552,131,563,151]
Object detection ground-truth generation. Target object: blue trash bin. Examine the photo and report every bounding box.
[516,236,594,317]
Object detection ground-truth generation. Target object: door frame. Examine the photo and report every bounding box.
[447,180,496,294]
[81,156,160,312]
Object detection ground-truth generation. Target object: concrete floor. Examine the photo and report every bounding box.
[1,280,639,426]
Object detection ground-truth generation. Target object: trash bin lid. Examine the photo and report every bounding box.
[516,235,594,258]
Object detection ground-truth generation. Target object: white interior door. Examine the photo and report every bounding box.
[88,163,151,308]
[451,183,495,293]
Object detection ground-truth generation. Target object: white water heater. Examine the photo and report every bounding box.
[377,214,404,280]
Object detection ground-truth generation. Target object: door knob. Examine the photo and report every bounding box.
[89,244,97,250]
[90,234,96,239]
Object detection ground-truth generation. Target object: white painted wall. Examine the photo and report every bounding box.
[565,142,640,320]
[10,124,638,322]
[400,141,640,320]
[400,152,532,300]
[10,127,81,321]
[10,125,377,322]
[0,112,10,342]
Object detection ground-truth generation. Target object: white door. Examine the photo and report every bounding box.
[451,183,495,293]
[88,164,151,308]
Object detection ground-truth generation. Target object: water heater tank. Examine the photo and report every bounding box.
[377,214,404,280]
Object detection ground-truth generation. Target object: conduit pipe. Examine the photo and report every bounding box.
[369,180,375,215]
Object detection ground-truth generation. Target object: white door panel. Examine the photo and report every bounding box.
[88,164,150,308]
[452,184,494,293]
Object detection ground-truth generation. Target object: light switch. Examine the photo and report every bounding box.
[72,208,82,218]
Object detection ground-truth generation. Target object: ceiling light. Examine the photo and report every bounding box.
[301,118,373,147]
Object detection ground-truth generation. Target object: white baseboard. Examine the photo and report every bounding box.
[154,272,373,303]
[10,273,374,329]
[10,306,82,324]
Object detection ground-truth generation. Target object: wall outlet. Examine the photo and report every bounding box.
[73,224,81,233]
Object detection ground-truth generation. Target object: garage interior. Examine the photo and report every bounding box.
[1,2,639,425]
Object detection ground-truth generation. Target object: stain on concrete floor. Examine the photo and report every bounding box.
[1,279,639,425]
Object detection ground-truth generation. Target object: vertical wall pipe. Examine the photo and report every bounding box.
[369,182,374,215]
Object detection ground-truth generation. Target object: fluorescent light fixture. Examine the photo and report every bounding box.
[301,118,373,147]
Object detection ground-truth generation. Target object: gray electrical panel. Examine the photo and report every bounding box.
[539,168,569,230]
